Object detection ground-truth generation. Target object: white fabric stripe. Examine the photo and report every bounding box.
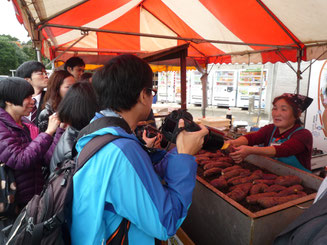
[162,0,253,54]
[262,0,327,43]
[231,53,262,64]
[62,32,98,48]
[54,0,143,45]
[140,8,177,51]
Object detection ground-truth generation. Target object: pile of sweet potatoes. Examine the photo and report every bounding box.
[195,150,308,209]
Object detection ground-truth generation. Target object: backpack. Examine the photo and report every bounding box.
[2,116,132,245]
[0,162,17,220]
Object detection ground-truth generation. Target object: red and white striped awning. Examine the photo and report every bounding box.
[12,0,327,65]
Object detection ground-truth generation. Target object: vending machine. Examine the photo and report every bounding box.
[174,71,181,104]
[190,70,212,106]
[157,72,168,103]
[236,69,267,108]
[157,71,175,103]
[211,70,237,107]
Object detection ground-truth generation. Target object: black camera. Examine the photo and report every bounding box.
[144,125,169,148]
[161,109,225,152]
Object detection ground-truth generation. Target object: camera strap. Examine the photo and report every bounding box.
[171,127,186,143]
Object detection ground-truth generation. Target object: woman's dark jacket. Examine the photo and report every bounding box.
[0,108,64,206]
[50,126,79,172]
[38,102,55,133]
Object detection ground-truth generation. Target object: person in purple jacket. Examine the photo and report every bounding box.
[0,77,64,211]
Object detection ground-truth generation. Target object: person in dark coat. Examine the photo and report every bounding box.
[50,82,98,171]
[38,70,76,132]
[0,77,64,209]
[16,61,48,127]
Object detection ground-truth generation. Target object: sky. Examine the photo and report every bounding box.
[0,0,30,42]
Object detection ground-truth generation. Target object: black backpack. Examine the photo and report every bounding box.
[2,116,132,245]
[0,162,17,220]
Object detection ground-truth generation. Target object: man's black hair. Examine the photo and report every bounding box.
[64,57,85,71]
[92,54,153,112]
[57,82,98,130]
[16,61,46,79]
[0,77,34,109]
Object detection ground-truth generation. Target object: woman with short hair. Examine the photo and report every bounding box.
[228,93,313,172]
[0,77,64,209]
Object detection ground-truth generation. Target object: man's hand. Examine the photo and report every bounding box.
[176,120,208,155]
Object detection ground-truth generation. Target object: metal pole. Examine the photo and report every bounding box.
[257,65,264,124]
[180,50,187,110]
[201,72,208,118]
[42,23,293,49]
[36,48,42,62]
[296,49,303,94]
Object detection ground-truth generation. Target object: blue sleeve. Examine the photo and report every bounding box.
[106,140,197,240]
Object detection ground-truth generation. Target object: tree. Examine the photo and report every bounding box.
[0,35,49,75]
[0,36,21,75]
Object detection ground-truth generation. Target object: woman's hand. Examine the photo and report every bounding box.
[229,145,253,163]
[45,114,60,136]
[176,120,208,155]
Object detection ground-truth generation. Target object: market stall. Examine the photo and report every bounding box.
[182,151,323,245]
[9,1,327,244]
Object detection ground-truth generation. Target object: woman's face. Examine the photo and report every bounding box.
[272,99,297,130]
[8,95,35,117]
[59,76,75,99]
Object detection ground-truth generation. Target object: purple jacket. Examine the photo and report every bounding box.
[0,108,64,206]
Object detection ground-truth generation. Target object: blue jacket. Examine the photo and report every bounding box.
[70,112,197,244]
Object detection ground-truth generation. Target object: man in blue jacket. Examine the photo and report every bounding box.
[70,54,208,244]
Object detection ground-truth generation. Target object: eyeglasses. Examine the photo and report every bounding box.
[34,71,49,76]
[146,88,157,97]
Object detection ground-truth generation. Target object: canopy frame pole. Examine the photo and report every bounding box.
[275,50,298,73]
[36,0,89,27]
[301,49,327,74]
[256,0,302,49]
[41,23,294,49]
[45,33,87,68]
[180,49,187,110]
[296,49,303,94]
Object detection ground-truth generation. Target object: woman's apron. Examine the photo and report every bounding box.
[268,126,311,172]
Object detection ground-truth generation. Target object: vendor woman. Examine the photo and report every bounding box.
[228,93,313,172]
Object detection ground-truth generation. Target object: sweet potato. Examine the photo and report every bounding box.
[226,188,247,202]
[223,169,249,180]
[210,176,228,189]
[216,156,234,164]
[231,172,262,185]
[221,165,242,175]
[257,192,307,208]
[252,170,264,177]
[262,173,278,180]
[275,185,304,197]
[195,157,211,165]
[250,183,268,195]
[246,192,278,204]
[229,183,252,194]
[196,152,218,158]
[227,171,252,185]
[264,185,287,193]
[203,167,222,177]
[275,175,302,187]
[203,161,232,170]
[252,179,275,186]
